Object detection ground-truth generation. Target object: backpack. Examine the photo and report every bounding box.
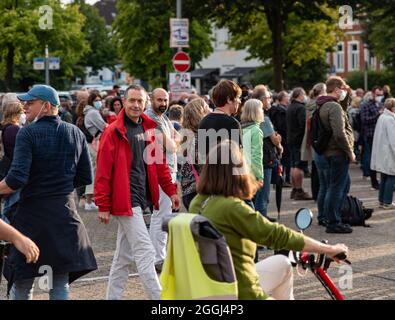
[310,105,332,155]
[341,195,373,227]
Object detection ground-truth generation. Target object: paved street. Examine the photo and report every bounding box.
[1,163,394,300]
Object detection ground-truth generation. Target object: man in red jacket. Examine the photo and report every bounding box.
[94,84,180,300]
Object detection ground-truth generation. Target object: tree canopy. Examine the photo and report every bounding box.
[204,0,356,90]
[0,0,88,91]
[113,0,213,89]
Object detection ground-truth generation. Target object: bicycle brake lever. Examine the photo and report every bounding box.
[334,252,351,265]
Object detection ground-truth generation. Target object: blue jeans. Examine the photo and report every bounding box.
[254,168,272,217]
[379,173,395,204]
[324,155,350,227]
[10,273,70,300]
[314,153,330,222]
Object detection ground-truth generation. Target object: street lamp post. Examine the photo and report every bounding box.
[45,44,50,85]
[176,0,182,52]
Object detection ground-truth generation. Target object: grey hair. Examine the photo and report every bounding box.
[291,87,305,101]
[241,99,264,123]
[125,84,147,99]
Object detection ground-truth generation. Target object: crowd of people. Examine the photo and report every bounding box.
[0,75,393,300]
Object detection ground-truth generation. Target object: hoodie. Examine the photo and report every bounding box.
[83,105,107,137]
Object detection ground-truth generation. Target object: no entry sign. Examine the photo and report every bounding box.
[172,51,190,72]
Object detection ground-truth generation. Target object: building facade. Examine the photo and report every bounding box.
[327,20,382,78]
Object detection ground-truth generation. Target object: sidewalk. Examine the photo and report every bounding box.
[1,163,394,300]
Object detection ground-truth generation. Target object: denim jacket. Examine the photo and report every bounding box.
[5,116,92,201]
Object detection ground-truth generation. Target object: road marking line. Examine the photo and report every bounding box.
[75,273,139,283]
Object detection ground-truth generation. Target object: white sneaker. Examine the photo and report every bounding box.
[85,202,98,211]
[382,203,395,210]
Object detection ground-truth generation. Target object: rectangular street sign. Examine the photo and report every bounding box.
[49,57,60,70]
[169,72,191,92]
[33,58,45,70]
[170,18,189,48]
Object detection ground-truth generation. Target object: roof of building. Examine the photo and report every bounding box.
[190,68,220,78]
[221,67,256,78]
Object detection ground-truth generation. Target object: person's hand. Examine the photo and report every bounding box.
[325,243,349,262]
[257,180,264,188]
[171,195,181,210]
[98,211,110,224]
[13,235,40,264]
[277,145,284,156]
[348,152,356,163]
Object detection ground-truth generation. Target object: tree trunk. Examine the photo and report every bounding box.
[271,6,284,91]
[264,2,285,91]
[5,44,14,91]
[158,38,168,89]
[161,63,167,90]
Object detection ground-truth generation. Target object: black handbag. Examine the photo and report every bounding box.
[263,137,277,168]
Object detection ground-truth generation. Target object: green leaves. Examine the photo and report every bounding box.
[113,0,212,88]
[361,2,395,68]
[0,0,88,90]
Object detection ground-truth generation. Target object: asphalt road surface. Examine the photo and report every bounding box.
[1,163,394,300]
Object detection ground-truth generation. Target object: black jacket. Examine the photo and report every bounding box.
[268,104,287,144]
[286,100,306,147]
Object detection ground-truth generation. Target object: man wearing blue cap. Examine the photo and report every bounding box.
[0,84,97,300]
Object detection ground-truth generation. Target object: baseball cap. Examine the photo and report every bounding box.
[17,84,60,106]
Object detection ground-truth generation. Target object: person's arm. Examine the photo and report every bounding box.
[89,110,107,134]
[74,134,93,188]
[251,127,264,182]
[226,200,347,259]
[328,104,354,158]
[0,219,39,263]
[269,132,282,146]
[94,129,115,224]
[302,236,348,260]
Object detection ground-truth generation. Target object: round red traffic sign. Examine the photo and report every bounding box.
[172,51,190,72]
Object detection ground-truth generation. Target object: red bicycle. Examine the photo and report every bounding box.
[287,209,351,300]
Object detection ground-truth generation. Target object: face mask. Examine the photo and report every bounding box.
[303,96,308,104]
[93,101,102,110]
[19,113,26,126]
[339,90,347,101]
[32,103,46,123]
[375,96,383,103]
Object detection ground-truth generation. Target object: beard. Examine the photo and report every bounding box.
[158,106,168,114]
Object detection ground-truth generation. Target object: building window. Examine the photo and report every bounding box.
[348,41,359,71]
[334,42,344,73]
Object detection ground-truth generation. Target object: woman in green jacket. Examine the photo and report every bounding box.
[241,99,264,183]
[189,140,349,300]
